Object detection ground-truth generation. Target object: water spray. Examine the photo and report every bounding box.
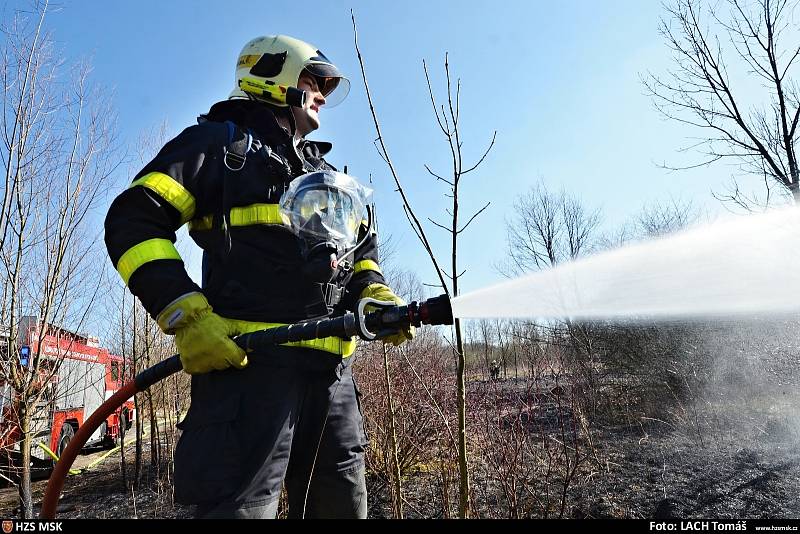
[452,206,800,322]
[39,295,453,519]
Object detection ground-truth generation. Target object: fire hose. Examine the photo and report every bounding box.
[40,295,453,519]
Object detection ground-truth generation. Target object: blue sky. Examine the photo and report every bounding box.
[6,0,767,298]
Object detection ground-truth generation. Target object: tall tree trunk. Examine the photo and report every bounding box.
[119,288,128,490]
[454,319,470,518]
[18,409,32,519]
[382,345,403,518]
[132,301,142,489]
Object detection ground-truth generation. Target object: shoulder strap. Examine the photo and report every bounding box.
[223,120,252,172]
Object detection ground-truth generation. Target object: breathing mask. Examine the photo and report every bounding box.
[280,170,373,284]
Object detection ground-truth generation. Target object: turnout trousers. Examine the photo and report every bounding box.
[173,346,369,518]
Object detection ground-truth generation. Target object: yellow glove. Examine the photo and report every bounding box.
[359,284,416,346]
[157,292,248,375]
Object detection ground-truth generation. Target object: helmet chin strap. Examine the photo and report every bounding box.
[261,102,297,138]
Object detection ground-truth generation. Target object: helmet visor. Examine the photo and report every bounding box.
[305,63,350,108]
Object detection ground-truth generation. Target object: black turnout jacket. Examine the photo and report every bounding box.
[105,100,386,330]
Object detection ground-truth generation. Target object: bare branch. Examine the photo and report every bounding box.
[462,131,497,175]
[646,0,800,206]
[424,163,454,186]
[427,216,453,233]
[457,201,491,235]
[423,59,448,137]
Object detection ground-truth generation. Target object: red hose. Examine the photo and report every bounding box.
[40,381,139,519]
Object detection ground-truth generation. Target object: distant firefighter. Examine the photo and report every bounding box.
[490,359,501,381]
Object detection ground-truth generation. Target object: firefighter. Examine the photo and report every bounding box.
[490,359,501,381]
[104,34,413,519]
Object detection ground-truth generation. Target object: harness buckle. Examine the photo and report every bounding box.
[322,283,344,308]
[223,130,253,172]
[223,149,246,171]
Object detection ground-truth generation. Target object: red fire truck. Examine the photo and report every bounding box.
[0,316,135,471]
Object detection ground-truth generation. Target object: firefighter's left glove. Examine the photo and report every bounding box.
[156,292,248,375]
[359,284,416,346]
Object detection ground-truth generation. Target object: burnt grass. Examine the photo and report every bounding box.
[566,424,800,519]
[365,374,800,519]
[368,430,800,519]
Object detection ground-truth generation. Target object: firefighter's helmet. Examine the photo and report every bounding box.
[229,35,349,108]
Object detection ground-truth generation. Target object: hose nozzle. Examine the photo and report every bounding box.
[413,294,454,327]
[357,294,453,340]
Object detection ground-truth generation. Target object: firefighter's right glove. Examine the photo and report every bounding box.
[359,283,416,346]
[156,292,248,375]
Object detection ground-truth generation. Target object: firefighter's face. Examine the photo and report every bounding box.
[292,72,326,138]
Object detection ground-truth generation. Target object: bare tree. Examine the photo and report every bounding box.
[503,181,601,275]
[419,55,497,519]
[501,180,605,418]
[0,2,118,517]
[99,119,189,510]
[635,197,701,237]
[645,0,800,209]
[352,13,496,517]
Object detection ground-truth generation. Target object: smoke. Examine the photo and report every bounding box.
[691,315,800,445]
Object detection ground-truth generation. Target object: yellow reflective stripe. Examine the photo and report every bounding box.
[116,239,182,285]
[225,319,357,358]
[189,204,289,232]
[130,172,196,225]
[354,259,382,275]
[229,204,289,227]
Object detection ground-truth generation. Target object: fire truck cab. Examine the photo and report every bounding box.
[0,316,135,471]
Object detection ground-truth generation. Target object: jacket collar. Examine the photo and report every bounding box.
[299,139,332,159]
[201,99,333,158]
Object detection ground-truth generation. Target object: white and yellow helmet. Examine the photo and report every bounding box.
[230,35,349,108]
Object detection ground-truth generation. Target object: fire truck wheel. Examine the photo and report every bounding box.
[56,423,74,459]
